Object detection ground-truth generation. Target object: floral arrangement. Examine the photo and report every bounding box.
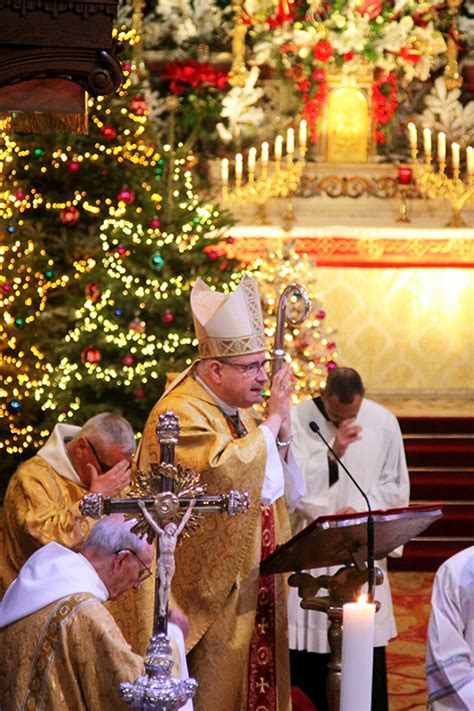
[245,0,447,142]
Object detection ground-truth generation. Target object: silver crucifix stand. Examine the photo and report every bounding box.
[80,411,250,710]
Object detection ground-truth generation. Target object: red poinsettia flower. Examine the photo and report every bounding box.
[161,61,229,94]
[313,41,333,63]
[359,0,383,20]
[312,69,326,82]
[400,45,422,63]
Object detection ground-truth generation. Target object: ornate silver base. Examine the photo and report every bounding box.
[120,633,197,710]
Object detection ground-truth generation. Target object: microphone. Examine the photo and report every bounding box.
[308,420,375,602]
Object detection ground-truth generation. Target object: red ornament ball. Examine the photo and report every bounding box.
[132,388,146,400]
[122,62,132,75]
[129,95,147,116]
[84,282,101,302]
[2,283,12,293]
[60,206,80,227]
[81,346,101,364]
[163,310,175,324]
[117,187,136,205]
[68,160,81,173]
[327,341,336,350]
[207,250,219,261]
[117,246,127,257]
[122,355,135,367]
[326,360,338,371]
[128,319,146,334]
[316,309,326,320]
[150,217,161,229]
[101,124,117,140]
[15,190,26,200]
[226,236,235,244]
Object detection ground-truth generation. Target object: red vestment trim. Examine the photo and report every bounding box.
[224,413,278,711]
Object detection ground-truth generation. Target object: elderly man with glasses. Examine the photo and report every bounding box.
[0,412,134,599]
[137,274,304,711]
[0,515,193,711]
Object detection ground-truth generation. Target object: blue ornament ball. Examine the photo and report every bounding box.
[150,252,165,271]
[7,398,22,415]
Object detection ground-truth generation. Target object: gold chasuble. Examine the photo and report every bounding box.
[0,456,154,656]
[138,374,292,711]
[0,592,144,710]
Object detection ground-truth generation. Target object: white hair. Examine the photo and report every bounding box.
[79,413,136,455]
[81,515,148,556]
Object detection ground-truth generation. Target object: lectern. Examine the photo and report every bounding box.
[261,504,443,711]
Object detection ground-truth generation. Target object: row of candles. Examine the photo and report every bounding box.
[221,120,307,188]
[407,122,473,176]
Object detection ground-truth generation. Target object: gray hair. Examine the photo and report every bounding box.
[80,413,136,455]
[81,515,148,556]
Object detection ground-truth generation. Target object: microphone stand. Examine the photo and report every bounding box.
[309,421,375,602]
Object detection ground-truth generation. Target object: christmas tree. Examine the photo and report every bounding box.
[256,245,338,400]
[0,24,243,474]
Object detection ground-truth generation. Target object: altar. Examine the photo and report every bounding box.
[210,159,474,400]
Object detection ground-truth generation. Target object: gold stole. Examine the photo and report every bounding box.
[22,593,96,708]
[224,414,278,711]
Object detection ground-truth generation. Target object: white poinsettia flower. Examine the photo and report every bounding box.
[376,16,413,54]
[293,27,320,47]
[420,77,474,143]
[218,66,265,140]
[175,18,199,43]
[252,40,274,66]
[329,13,371,54]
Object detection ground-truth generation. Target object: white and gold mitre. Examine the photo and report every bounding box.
[191,274,266,359]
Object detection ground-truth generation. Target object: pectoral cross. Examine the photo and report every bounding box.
[80,411,250,711]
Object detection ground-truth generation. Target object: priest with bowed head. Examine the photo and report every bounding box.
[0,515,192,710]
[138,274,304,711]
[288,366,410,711]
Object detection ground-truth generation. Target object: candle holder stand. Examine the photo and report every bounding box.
[396,186,411,223]
[222,153,306,225]
[412,163,474,228]
[289,565,383,711]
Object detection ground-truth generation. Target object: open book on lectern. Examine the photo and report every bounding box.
[260,503,443,576]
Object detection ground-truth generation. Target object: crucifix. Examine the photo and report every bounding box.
[80,410,250,711]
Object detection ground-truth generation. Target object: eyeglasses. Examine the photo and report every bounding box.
[87,438,110,474]
[115,548,153,584]
[218,358,274,377]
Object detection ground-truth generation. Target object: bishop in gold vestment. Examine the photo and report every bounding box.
[138,275,304,710]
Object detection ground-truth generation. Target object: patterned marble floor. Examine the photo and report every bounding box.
[387,571,435,710]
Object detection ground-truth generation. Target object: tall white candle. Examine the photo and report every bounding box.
[221,158,229,184]
[340,596,376,711]
[286,127,295,157]
[261,141,269,178]
[451,142,460,171]
[466,146,473,177]
[248,147,257,178]
[299,119,307,152]
[408,122,417,153]
[235,153,243,186]
[423,127,432,158]
[274,135,283,163]
[437,132,446,163]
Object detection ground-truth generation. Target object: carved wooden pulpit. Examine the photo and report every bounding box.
[260,504,443,711]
